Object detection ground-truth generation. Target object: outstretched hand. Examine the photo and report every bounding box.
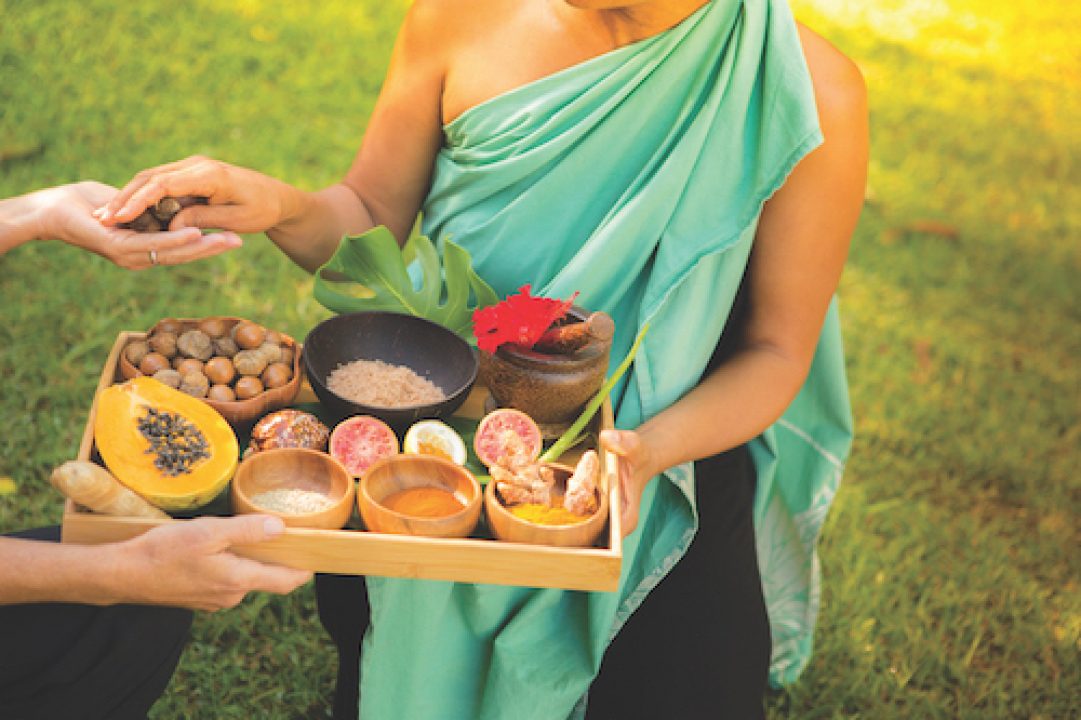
[37,181,241,268]
[96,156,299,235]
[114,515,312,612]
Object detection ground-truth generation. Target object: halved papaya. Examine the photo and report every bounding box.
[94,376,239,511]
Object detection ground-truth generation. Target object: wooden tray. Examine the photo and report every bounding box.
[61,331,622,592]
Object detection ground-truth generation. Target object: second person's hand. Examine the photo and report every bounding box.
[33,181,241,269]
[96,155,304,235]
[111,514,312,612]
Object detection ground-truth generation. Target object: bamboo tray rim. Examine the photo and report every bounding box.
[62,329,623,592]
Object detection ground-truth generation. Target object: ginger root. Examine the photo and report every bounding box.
[50,460,167,518]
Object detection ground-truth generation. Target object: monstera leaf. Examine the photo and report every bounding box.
[313,225,499,341]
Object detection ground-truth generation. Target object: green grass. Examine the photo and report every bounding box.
[1,0,1078,717]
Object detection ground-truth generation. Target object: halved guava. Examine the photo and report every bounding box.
[329,415,399,477]
[473,408,542,468]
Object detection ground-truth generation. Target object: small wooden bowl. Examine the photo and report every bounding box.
[484,462,609,547]
[118,316,303,426]
[232,448,355,529]
[358,455,481,538]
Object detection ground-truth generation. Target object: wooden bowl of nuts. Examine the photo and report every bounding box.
[118,316,303,426]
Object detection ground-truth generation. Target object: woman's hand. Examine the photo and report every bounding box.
[599,428,659,537]
[112,515,312,611]
[97,156,305,235]
[12,181,241,268]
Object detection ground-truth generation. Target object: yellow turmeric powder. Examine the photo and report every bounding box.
[509,502,588,526]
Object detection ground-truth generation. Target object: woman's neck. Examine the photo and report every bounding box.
[559,1,711,46]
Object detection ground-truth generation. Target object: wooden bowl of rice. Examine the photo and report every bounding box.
[232,447,355,529]
[302,311,478,431]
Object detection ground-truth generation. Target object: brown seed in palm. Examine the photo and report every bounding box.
[123,211,163,232]
[204,357,236,385]
[150,197,182,224]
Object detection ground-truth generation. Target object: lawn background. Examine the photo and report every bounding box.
[1,0,1077,718]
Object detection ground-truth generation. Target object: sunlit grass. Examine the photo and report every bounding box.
[1,0,1077,717]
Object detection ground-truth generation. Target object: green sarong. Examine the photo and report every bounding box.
[360,1,853,716]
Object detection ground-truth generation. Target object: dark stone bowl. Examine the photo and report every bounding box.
[303,311,478,432]
[478,307,611,435]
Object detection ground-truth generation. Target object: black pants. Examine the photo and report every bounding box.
[586,444,771,720]
[316,444,770,720]
[0,527,193,720]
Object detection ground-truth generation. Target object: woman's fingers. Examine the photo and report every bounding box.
[99,226,241,270]
[99,156,222,224]
[168,203,250,233]
[97,158,196,220]
[112,167,224,225]
[137,231,243,268]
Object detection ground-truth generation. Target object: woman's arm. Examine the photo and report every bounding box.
[99,2,449,273]
[605,28,869,534]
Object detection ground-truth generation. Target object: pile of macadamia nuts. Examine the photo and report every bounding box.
[122,318,296,402]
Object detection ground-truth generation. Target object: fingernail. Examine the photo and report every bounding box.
[263,516,285,535]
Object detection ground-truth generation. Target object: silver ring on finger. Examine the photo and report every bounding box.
[149,249,159,266]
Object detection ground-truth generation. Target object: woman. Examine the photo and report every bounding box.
[100,1,867,717]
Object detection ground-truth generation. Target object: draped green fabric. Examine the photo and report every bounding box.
[358,1,853,716]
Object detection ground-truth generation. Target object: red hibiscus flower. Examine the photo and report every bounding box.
[472,285,578,354]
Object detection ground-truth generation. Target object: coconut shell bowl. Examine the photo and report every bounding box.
[303,311,478,431]
[232,448,355,530]
[118,316,303,426]
[484,462,610,548]
[358,454,482,538]
[478,306,613,439]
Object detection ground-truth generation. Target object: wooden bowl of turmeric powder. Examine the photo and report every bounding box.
[358,454,482,538]
[484,460,609,548]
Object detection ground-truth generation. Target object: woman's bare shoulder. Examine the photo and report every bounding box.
[796,24,867,123]
[405,0,518,44]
